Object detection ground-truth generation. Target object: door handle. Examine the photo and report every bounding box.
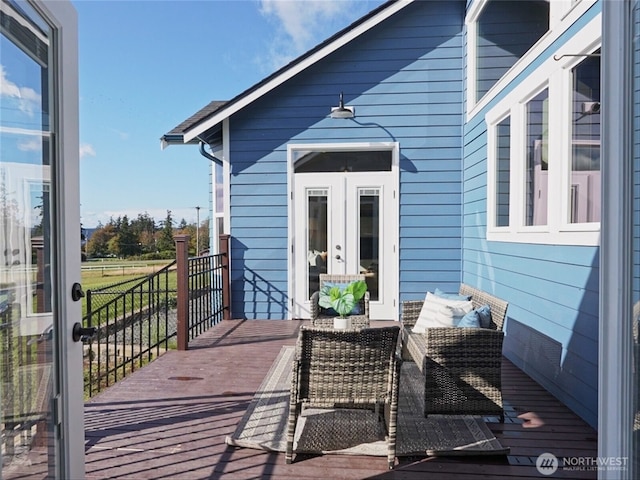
[72,322,97,343]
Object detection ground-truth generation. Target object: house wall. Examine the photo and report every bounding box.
[462,2,601,428]
[226,0,466,319]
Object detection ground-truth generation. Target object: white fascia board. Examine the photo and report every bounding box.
[182,0,414,144]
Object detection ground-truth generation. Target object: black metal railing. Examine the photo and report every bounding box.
[82,237,229,398]
[83,261,178,398]
[187,255,224,340]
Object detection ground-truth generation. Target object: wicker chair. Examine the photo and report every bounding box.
[285,325,402,469]
[309,274,370,328]
[401,284,509,420]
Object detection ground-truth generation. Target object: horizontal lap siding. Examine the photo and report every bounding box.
[227,1,465,319]
[463,9,599,427]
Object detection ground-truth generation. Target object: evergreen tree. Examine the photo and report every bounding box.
[156,210,175,253]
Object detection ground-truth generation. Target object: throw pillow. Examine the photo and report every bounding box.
[433,303,475,327]
[434,287,472,301]
[458,309,481,328]
[476,304,492,328]
[412,292,473,333]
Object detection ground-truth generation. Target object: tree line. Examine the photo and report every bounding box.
[82,210,209,260]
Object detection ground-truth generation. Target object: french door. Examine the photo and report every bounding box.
[1,1,84,478]
[293,172,397,320]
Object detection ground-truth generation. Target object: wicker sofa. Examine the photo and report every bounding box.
[401,284,509,420]
[285,325,402,469]
[309,274,370,328]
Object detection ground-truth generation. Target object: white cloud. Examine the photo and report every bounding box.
[80,143,97,159]
[17,138,42,152]
[258,0,362,70]
[0,64,41,117]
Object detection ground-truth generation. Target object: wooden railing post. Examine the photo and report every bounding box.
[218,234,231,320]
[174,234,190,350]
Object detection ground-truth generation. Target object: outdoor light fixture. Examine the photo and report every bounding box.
[330,92,355,119]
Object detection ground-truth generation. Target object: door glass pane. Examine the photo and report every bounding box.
[526,88,549,226]
[496,116,511,227]
[359,189,379,301]
[294,150,392,172]
[307,190,328,298]
[1,3,55,477]
[570,49,601,223]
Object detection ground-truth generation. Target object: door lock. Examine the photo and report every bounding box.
[71,282,84,302]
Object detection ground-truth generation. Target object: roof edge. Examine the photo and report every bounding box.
[182,0,413,144]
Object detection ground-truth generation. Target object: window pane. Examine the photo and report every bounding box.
[526,89,549,226]
[307,191,328,298]
[476,0,549,102]
[496,117,511,227]
[294,150,392,173]
[570,49,601,223]
[359,189,379,301]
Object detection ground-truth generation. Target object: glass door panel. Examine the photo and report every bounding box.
[358,189,379,301]
[1,1,82,478]
[307,190,328,298]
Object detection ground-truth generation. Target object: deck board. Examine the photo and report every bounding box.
[84,320,598,479]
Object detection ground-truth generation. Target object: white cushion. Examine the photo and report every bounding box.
[412,292,473,333]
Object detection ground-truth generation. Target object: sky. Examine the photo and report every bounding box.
[73,0,387,228]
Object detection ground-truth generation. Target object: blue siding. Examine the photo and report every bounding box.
[217,0,601,431]
[227,0,466,319]
[462,4,602,428]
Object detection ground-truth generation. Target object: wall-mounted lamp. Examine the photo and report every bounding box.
[330,92,355,119]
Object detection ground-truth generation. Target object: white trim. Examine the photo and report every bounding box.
[287,142,400,321]
[222,118,231,237]
[600,0,634,477]
[29,1,83,478]
[182,0,414,143]
[467,0,599,119]
[485,14,601,246]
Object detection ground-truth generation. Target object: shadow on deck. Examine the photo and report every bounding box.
[84,320,598,479]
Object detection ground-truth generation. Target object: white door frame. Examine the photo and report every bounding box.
[287,142,400,321]
[1,1,83,478]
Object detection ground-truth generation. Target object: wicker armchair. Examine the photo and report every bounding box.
[401,284,509,420]
[309,274,370,328]
[285,326,402,469]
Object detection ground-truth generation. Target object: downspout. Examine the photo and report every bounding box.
[199,140,223,166]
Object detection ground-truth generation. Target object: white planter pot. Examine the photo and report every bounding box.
[333,317,352,330]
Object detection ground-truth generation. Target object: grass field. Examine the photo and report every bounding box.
[81,259,174,290]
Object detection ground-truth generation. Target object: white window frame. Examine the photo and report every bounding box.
[485,14,601,246]
[466,0,599,119]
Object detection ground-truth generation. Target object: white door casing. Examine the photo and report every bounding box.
[288,143,399,321]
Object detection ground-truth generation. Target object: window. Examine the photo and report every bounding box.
[467,0,598,119]
[471,0,550,104]
[526,89,549,226]
[570,50,601,224]
[485,17,601,246]
[495,116,511,227]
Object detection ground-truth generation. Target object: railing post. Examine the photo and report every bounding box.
[218,234,231,320]
[174,234,190,350]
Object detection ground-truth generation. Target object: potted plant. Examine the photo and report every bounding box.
[318,280,367,329]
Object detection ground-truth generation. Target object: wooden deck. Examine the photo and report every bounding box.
[84,320,598,479]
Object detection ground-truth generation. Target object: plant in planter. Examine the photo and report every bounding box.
[318,280,368,324]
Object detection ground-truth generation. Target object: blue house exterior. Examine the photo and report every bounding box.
[163,0,629,458]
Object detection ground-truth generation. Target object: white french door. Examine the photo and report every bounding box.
[1,1,84,479]
[293,172,397,320]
